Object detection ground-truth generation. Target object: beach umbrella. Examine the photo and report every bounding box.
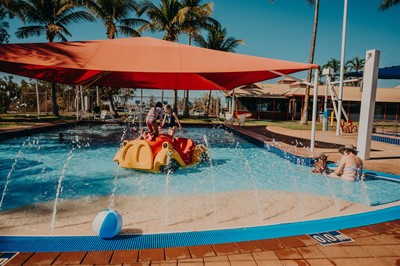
[0,37,318,90]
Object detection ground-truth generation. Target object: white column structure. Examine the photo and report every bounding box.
[357,49,380,160]
[310,68,319,153]
[336,0,348,136]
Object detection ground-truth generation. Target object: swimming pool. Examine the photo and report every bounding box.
[0,124,399,236]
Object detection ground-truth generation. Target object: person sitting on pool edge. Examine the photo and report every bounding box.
[329,144,363,181]
[312,153,330,174]
[161,104,182,141]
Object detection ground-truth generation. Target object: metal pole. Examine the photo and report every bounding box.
[75,85,79,120]
[323,75,329,131]
[310,69,319,153]
[232,88,235,116]
[336,0,348,136]
[80,86,84,112]
[96,86,99,107]
[35,80,40,116]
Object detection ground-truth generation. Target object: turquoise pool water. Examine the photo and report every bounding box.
[0,124,399,211]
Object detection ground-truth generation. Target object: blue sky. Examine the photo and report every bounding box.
[5,0,400,100]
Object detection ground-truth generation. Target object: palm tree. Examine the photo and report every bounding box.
[82,0,148,116]
[379,0,399,10]
[299,0,320,124]
[1,0,23,19]
[139,0,183,113]
[14,0,95,116]
[0,7,11,44]
[83,0,148,39]
[176,0,214,117]
[270,0,319,123]
[194,21,244,117]
[345,56,365,73]
[322,58,340,81]
[345,56,365,86]
[139,0,182,42]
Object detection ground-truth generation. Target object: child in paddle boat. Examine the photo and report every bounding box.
[143,102,164,141]
[161,104,182,141]
[312,153,330,174]
[329,144,363,181]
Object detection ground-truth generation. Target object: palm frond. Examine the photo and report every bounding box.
[15,25,45,39]
[119,18,149,28]
[117,25,141,37]
[58,10,96,25]
[379,0,399,10]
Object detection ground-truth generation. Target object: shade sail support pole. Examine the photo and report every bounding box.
[310,69,319,153]
[74,85,79,121]
[96,86,99,107]
[35,80,40,117]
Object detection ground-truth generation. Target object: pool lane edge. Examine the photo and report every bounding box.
[0,205,399,252]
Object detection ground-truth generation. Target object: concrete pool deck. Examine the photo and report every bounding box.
[1,122,399,265]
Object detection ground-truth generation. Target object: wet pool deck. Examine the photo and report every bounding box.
[2,122,400,265]
[5,220,400,265]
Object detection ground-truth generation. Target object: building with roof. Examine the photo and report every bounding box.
[224,79,400,122]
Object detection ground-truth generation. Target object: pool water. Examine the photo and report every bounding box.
[0,124,399,212]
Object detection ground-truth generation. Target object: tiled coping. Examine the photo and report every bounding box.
[223,125,317,167]
[372,134,400,145]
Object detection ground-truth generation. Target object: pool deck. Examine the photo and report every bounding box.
[2,122,400,265]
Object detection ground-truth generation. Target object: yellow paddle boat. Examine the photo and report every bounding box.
[114,134,209,173]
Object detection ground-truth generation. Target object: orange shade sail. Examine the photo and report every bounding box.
[0,37,318,90]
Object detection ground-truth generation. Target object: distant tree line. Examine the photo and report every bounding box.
[0,0,397,117]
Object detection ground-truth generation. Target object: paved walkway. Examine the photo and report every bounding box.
[4,221,400,265]
[242,125,400,175]
[2,122,400,265]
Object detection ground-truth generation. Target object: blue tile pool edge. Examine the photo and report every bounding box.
[0,205,399,252]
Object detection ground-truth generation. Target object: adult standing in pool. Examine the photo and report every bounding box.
[329,144,363,181]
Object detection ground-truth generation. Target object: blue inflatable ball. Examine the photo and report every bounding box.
[93,209,123,239]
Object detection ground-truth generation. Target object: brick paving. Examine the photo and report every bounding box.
[5,221,400,265]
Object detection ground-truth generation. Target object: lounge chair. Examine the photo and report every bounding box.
[238,114,246,127]
[99,110,114,120]
[340,119,351,133]
[348,119,358,133]
[224,113,234,125]
[79,110,89,120]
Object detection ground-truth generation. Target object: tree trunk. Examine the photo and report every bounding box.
[51,82,59,116]
[183,34,192,117]
[183,90,190,117]
[108,89,119,117]
[205,90,212,117]
[300,0,319,124]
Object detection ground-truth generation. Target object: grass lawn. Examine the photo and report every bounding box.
[0,113,356,132]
